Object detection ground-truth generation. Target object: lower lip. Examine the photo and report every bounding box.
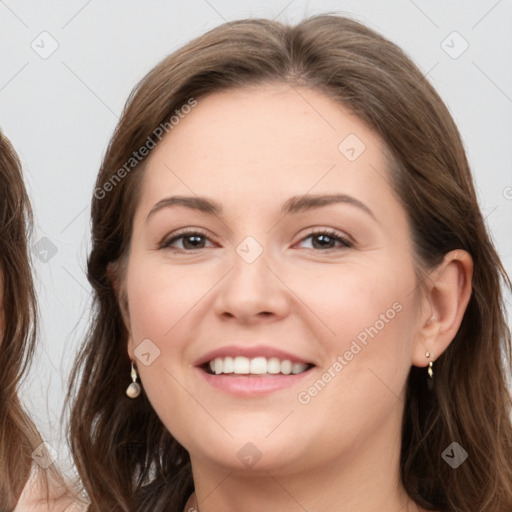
[196,367,313,395]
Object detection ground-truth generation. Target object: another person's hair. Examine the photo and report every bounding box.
[0,131,41,509]
[0,132,80,511]
[68,14,512,512]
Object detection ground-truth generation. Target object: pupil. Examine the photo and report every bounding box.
[314,234,333,249]
[184,235,204,249]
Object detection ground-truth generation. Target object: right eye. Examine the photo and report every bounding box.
[160,230,215,252]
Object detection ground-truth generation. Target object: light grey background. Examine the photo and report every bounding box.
[1,0,511,475]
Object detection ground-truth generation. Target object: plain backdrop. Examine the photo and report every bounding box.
[1,0,511,475]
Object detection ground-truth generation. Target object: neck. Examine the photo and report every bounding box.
[185,408,419,512]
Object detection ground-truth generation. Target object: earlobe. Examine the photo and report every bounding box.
[412,249,473,368]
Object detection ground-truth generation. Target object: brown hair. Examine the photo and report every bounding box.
[0,131,42,509]
[0,132,81,511]
[68,14,512,511]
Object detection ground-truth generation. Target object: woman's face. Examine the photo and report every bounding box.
[123,84,429,474]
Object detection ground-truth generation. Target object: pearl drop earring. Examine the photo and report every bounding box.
[126,361,141,398]
[425,351,434,379]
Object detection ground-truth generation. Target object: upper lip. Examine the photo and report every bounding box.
[194,345,314,367]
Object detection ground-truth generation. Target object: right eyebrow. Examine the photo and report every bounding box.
[146,196,222,222]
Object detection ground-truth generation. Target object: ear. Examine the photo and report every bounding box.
[107,262,135,359]
[127,332,135,361]
[412,249,473,368]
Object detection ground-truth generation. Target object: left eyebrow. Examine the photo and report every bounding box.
[146,193,377,223]
[282,194,377,222]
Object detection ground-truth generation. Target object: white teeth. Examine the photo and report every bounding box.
[214,357,223,375]
[267,357,281,374]
[281,360,292,375]
[250,357,267,374]
[233,356,250,374]
[291,362,306,374]
[206,356,309,375]
[223,356,234,373]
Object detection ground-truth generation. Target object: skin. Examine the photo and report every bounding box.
[15,472,85,512]
[123,84,472,512]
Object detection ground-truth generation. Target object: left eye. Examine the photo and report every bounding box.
[161,229,352,252]
[297,230,352,250]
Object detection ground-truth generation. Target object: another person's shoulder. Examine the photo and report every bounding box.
[14,466,88,512]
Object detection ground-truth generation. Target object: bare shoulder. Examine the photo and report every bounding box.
[14,468,88,512]
[15,494,87,512]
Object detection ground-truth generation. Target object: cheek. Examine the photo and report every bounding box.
[125,259,210,342]
[284,256,417,348]
[289,255,420,412]
[124,260,203,441]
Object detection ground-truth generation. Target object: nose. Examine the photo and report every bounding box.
[213,244,290,324]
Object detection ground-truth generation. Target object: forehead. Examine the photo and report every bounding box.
[136,84,396,216]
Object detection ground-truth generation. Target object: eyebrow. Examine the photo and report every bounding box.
[146,193,377,222]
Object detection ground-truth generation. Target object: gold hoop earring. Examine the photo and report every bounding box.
[126,361,141,398]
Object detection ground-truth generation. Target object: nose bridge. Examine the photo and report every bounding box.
[214,235,288,320]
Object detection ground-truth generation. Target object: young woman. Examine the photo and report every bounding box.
[68,14,512,512]
[0,132,81,511]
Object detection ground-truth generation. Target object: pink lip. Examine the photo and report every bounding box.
[195,367,314,395]
[194,345,313,367]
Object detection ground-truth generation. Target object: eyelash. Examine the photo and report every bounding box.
[159,228,353,253]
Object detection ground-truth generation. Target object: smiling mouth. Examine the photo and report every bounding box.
[201,356,315,376]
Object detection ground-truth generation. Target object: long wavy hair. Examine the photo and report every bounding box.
[0,131,42,510]
[68,14,512,512]
[0,132,80,511]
